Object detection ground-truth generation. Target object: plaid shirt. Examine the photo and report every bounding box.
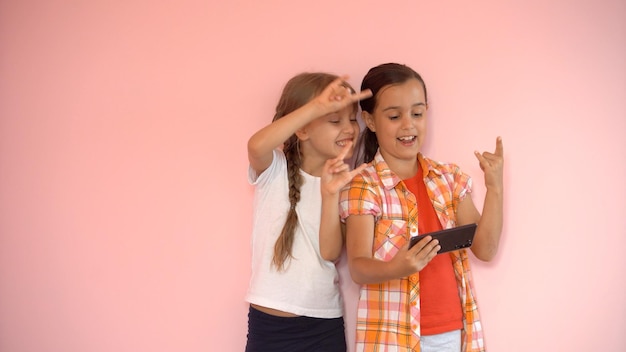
[339,151,485,352]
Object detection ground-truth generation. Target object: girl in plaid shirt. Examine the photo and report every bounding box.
[245,72,371,352]
[339,63,504,352]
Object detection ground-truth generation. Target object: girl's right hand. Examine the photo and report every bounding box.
[389,236,440,278]
[320,141,367,197]
[311,76,372,115]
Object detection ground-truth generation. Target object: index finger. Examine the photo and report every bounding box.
[352,89,373,102]
[336,141,353,161]
[346,162,368,178]
[494,136,503,157]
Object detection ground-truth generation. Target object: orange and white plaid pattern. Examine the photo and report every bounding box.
[339,152,485,352]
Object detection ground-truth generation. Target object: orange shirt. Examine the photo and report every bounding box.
[339,152,485,351]
[403,167,463,335]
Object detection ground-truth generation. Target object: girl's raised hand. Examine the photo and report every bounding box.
[320,141,367,196]
[312,76,372,115]
[474,136,504,192]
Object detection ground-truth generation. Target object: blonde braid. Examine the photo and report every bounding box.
[272,138,303,271]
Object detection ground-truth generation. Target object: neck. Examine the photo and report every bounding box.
[380,152,418,180]
[299,155,324,177]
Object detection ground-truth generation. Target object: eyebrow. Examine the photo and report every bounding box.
[381,102,426,112]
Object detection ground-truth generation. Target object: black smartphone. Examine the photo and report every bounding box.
[408,223,477,254]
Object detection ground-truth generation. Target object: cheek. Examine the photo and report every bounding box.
[417,120,427,133]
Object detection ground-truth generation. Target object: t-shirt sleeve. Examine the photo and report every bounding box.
[339,173,381,222]
[248,149,285,186]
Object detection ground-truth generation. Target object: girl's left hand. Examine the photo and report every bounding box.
[312,76,372,116]
[474,136,504,192]
[321,142,367,196]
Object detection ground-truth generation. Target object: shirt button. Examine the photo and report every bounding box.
[409,275,418,283]
[410,226,417,234]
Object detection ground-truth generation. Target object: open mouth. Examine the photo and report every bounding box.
[397,136,416,144]
[336,139,353,147]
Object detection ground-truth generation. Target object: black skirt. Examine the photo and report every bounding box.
[245,305,347,352]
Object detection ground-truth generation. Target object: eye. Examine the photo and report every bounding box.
[412,109,426,118]
[388,115,400,120]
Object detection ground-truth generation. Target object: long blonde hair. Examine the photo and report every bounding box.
[271,72,356,270]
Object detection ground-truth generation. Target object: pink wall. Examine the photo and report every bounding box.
[1,0,625,351]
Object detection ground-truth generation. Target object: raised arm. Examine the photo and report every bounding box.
[247,76,372,175]
[248,101,324,175]
[457,136,504,261]
[319,144,367,261]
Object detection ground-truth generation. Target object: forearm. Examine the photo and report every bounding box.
[345,214,412,285]
[349,256,407,285]
[345,214,437,284]
[319,193,343,262]
[469,136,505,261]
[248,103,321,165]
[473,188,503,261]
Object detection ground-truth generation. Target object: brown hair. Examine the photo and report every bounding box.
[271,72,356,270]
[355,63,428,165]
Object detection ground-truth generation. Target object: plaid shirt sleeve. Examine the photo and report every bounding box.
[339,172,381,221]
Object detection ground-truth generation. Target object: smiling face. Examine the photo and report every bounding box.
[362,78,428,177]
[297,104,360,173]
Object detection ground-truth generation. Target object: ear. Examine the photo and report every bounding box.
[362,111,376,132]
[295,127,309,141]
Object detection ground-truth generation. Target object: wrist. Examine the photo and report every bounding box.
[321,189,340,199]
[485,185,504,196]
[304,98,328,118]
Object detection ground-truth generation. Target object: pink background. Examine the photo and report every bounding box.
[1,0,625,351]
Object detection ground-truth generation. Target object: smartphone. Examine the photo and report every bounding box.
[408,223,477,254]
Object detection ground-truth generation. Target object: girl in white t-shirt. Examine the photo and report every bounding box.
[245,72,371,352]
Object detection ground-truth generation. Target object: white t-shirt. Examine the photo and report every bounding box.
[245,149,343,318]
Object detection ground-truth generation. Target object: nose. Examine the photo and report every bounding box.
[340,118,357,133]
[400,113,413,129]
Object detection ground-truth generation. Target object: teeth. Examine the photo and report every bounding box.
[398,136,415,141]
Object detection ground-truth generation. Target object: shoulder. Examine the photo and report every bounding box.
[341,163,381,201]
[420,154,463,177]
[420,155,472,196]
[249,149,287,185]
[349,163,382,190]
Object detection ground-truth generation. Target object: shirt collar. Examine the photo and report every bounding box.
[372,150,443,190]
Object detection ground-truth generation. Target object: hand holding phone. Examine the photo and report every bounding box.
[408,223,477,254]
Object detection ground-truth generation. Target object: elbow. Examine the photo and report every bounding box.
[320,244,342,263]
[472,244,498,262]
[320,249,340,263]
[347,262,369,285]
[347,269,365,285]
[349,268,378,285]
[247,138,262,160]
[475,252,496,262]
[350,275,368,286]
